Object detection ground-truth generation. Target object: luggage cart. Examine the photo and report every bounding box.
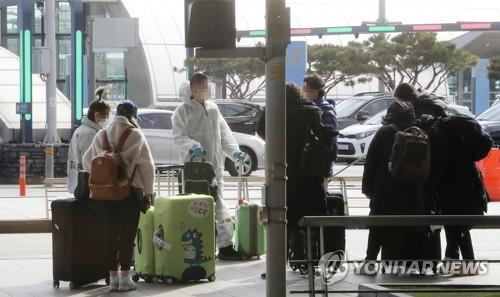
[155,165,184,196]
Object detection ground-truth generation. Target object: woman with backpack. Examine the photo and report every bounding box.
[362,100,426,266]
[67,88,110,194]
[83,100,155,292]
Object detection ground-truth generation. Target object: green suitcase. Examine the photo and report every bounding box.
[234,203,266,258]
[133,207,155,282]
[153,194,216,284]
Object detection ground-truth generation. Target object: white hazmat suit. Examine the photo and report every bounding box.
[172,82,240,248]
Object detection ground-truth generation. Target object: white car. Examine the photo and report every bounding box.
[336,104,474,161]
[137,109,265,176]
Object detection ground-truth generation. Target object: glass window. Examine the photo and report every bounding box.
[219,103,254,117]
[57,38,70,79]
[448,71,458,93]
[6,38,18,54]
[34,7,43,34]
[360,99,388,117]
[96,81,127,101]
[96,52,126,80]
[56,1,71,34]
[137,113,172,130]
[6,6,18,33]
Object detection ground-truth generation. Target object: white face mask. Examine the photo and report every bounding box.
[98,120,108,128]
[203,87,212,100]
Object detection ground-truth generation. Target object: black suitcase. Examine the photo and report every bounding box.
[324,192,346,254]
[288,193,346,274]
[52,198,111,289]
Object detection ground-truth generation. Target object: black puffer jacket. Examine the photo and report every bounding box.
[257,102,327,227]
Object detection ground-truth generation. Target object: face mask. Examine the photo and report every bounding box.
[98,120,108,128]
[203,88,212,100]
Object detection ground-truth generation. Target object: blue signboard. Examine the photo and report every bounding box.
[286,41,307,87]
[16,103,30,115]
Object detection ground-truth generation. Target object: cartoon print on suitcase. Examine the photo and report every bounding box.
[153,194,216,284]
[133,207,155,283]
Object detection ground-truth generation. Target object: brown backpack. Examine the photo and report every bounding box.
[89,127,134,201]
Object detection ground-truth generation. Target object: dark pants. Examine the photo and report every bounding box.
[444,226,475,260]
[108,196,140,271]
[366,228,382,260]
[365,209,382,260]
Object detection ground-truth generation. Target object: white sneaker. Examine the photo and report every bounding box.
[109,271,119,291]
[118,270,137,292]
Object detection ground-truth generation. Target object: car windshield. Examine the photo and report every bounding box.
[477,104,500,121]
[363,110,386,125]
[335,99,367,117]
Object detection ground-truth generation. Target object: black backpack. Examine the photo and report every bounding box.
[436,115,492,162]
[389,125,431,184]
[297,103,337,177]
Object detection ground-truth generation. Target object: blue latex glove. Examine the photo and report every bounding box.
[232,151,247,162]
[190,144,204,158]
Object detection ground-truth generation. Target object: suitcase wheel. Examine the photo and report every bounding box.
[69,282,77,290]
[132,273,140,282]
[53,280,59,289]
[164,277,175,285]
[208,274,216,282]
[105,276,110,285]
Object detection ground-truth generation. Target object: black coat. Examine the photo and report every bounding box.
[436,132,488,215]
[362,125,426,215]
[257,103,327,227]
[362,125,427,260]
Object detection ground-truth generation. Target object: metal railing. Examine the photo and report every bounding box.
[296,215,500,296]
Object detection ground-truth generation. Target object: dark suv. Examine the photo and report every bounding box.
[336,92,394,130]
[215,99,263,134]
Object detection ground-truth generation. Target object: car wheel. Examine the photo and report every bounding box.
[226,147,255,176]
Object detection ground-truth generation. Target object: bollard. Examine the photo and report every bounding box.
[19,155,26,197]
[45,145,54,179]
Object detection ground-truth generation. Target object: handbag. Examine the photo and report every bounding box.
[74,171,90,200]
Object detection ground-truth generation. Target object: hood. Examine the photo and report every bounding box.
[179,81,193,104]
[315,98,335,110]
[81,116,101,132]
[340,123,381,136]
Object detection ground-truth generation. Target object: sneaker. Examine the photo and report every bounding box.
[218,245,244,261]
[109,271,119,292]
[118,270,137,292]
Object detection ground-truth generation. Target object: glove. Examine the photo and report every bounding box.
[232,151,247,162]
[190,144,204,158]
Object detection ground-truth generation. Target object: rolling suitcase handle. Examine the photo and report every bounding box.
[237,159,249,206]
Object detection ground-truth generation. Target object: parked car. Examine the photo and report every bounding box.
[477,103,500,126]
[336,104,473,162]
[215,99,263,135]
[477,122,500,202]
[136,109,265,176]
[155,99,263,135]
[335,92,394,130]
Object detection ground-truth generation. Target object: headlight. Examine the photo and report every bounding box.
[353,130,376,140]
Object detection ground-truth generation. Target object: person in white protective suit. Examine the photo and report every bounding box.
[172,72,247,261]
